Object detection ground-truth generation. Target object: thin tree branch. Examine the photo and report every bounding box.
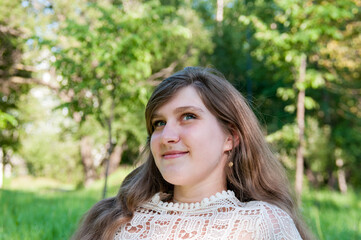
[0,25,22,36]
[6,76,59,91]
[146,61,179,85]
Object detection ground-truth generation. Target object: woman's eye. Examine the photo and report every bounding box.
[183,113,196,121]
[153,120,165,128]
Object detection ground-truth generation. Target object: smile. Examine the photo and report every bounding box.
[162,151,189,159]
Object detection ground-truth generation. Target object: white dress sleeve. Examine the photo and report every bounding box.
[256,202,303,240]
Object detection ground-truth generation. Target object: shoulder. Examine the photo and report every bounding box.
[235,201,303,240]
[232,200,288,216]
[241,201,290,217]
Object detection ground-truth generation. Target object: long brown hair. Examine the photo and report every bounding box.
[72,67,311,240]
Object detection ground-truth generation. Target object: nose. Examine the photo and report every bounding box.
[161,122,180,144]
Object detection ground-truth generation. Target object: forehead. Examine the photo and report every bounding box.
[153,86,207,114]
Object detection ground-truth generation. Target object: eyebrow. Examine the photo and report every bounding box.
[152,106,205,119]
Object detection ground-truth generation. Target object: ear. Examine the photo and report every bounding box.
[224,130,240,152]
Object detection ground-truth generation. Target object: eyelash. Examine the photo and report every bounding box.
[151,113,197,129]
[152,120,165,128]
[182,113,196,120]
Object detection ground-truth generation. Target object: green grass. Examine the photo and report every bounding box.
[1,189,97,240]
[1,167,132,240]
[302,188,361,240]
[1,168,360,240]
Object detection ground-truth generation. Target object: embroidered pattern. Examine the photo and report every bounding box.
[114,191,302,240]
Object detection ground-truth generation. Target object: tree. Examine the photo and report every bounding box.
[43,0,211,196]
[239,0,358,200]
[316,2,361,191]
[0,0,35,187]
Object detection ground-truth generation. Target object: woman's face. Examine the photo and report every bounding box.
[150,86,233,188]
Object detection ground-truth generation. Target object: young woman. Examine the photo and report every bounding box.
[73,67,311,239]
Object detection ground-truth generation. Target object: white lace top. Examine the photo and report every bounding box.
[114,190,302,240]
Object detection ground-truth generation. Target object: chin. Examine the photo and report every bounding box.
[161,173,188,186]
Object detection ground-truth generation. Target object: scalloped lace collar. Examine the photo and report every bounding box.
[149,190,236,211]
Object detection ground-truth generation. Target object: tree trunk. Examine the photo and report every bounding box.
[327,168,336,189]
[216,0,224,22]
[305,161,319,188]
[0,148,3,188]
[295,54,307,203]
[336,158,347,194]
[108,144,124,175]
[102,95,115,199]
[216,0,224,37]
[80,136,97,187]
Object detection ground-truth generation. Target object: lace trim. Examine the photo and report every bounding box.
[148,190,235,210]
[115,191,303,240]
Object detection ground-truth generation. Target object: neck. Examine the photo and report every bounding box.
[173,178,227,203]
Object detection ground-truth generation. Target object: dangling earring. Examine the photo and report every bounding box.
[226,150,233,167]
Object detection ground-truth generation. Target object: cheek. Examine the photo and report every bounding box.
[188,124,225,145]
[149,134,158,155]
[197,129,227,156]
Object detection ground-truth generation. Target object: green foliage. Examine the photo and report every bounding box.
[45,0,212,153]
[0,110,18,129]
[0,94,21,154]
[16,88,82,183]
[1,0,360,194]
[0,0,33,159]
[20,132,82,183]
[203,0,361,189]
[333,124,361,188]
[304,118,333,173]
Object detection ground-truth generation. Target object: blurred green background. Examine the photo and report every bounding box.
[1,0,360,239]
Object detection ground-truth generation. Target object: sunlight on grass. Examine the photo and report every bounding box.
[7,176,75,191]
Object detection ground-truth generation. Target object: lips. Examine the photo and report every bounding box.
[162,150,189,159]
